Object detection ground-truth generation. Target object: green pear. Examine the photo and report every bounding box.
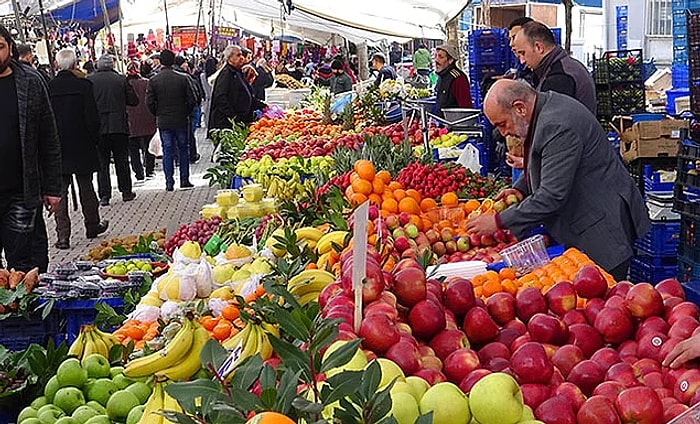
[54,387,86,415]
[125,405,144,424]
[106,390,140,422]
[45,376,60,403]
[83,415,110,424]
[125,382,152,404]
[71,406,99,424]
[31,397,48,410]
[109,366,124,379]
[86,402,106,415]
[56,358,88,388]
[18,406,38,423]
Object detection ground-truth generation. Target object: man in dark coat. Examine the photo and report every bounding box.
[467,80,650,280]
[251,58,274,101]
[88,54,139,205]
[146,49,196,191]
[127,61,157,181]
[329,59,352,94]
[0,25,62,272]
[371,53,396,87]
[174,56,203,164]
[208,45,265,131]
[49,49,109,249]
[435,43,473,113]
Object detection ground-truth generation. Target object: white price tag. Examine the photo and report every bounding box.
[351,202,369,334]
[217,342,242,379]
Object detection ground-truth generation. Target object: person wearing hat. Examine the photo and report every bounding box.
[371,53,396,87]
[435,43,473,113]
[150,53,162,74]
[329,59,352,94]
[126,60,157,182]
[87,53,139,205]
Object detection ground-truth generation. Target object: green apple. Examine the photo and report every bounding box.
[84,378,118,407]
[37,405,65,424]
[112,373,135,390]
[520,405,535,421]
[18,406,38,423]
[125,405,144,424]
[54,387,86,414]
[389,391,420,424]
[323,340,368,377]
[21,418,42,424]
[517,421,544,424]
[109,366,124,379]
[45,376,61,403]
[55,417,78,424]
[469,373,524,424]
[81,354,110,379]
[57,359,88,388]
[405,376,430,402]
[71,406,99,424]
[419,382,471,424]
[31,397,48,410]
[374,358,406,389]
[125,382,152,404]
[106,390,140,422]
[85,402,105,415]
[83,415,110,424]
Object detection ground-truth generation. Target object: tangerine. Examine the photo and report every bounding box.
[441,192,459,207]
[464,199,481,213]
[376,170,392,184]
[221,305,240,321]
[387,181,403,191]
[405,189,422,203]
[354,160,376,181]
[350,193,368,205]
[245,412,296,424]
[420,198,438,212]
[371,178,386,194]
[399,197,421,214]
[212,321,233,341]
[381,198,399,213]
[351,179,373,195]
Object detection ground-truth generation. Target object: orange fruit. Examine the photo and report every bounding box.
[350,193,368,205]
[501,279,518,296]
[371,178,385,194]
[245,412,296,424]
[368,193,383,205]
[344,185,354,200]
[499,267,517,280]
[420,198,438,212]
[405,189,422,203]
[471,274,487,287]
[212,321,233,341]
[387,181,403,191]
[381,198,398,213]
[399,197,421,215]
[221,305,240,321]
[126,326,145,340]
[354,160,376,181]
[393,189,407,201]
[464,199,481,212]
[376,170,392,184]
[482,280,503,297]
[441,192,459,207]
[351,179,372,195]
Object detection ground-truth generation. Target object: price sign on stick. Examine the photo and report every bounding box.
[352,202,369,334]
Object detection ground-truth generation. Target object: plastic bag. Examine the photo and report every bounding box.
[128,305,161,323]
[172,254,213,299]
[148,131,162,156]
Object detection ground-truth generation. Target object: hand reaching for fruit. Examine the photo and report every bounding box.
[662,333,700,369]
[466,213,500,237]
[495,188,524,204]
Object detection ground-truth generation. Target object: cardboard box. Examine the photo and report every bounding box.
[618,117,688,162]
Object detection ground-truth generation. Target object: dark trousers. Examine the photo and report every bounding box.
[129,135,156,180]
[32,211,48,273]
[189,114,199,159]
[0,191,42,272]
[160,126,190,189]
[97,133,132,200]
[54,174,100,243]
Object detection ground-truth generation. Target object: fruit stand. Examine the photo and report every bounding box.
[4,85,700,424]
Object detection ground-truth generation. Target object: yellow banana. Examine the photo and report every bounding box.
[258,322,278,361]
[162,383,183,419]
[139,381,164,424]
[295,227,324,242]
[125,319,195,378]
[94,327,121,349]
[297,291,322,305]
[239,324,260,362]
[88,328,109,358]
[222,323,250,350]
[82,331,99,359]
[316,251,333,269]
[68,330,86,358]
[316,231,349,255]
[156,324,209,382]
[288,269,336,287]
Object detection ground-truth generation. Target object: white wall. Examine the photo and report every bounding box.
[603,0,672,65]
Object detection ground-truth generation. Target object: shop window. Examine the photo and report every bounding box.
[647,0,672,36]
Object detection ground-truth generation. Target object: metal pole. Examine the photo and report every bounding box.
[163,0,171,49]
[36,0,52,64]
[194,0,204,54]
[98,0,119,70]
[118,0,125,72]
[10,0,25,43]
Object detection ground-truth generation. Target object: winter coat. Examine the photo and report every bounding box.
[146,67,196,130]
[533,46,597,115]
[209,64,265,130]
[127,75,157,138]
[48,70,100,175]
[88,69,139,135]
[8,60,63,207]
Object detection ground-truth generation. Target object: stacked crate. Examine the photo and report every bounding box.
[630,169,681,283]
[673,142,700,284]
[467,29,509,108]
[594,49,646,131]
[687,10,700,115]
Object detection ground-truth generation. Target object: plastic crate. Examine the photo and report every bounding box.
[230,175,254,189]
[0,313,59,351]
[674,46,689,65]
[51,298,125,345]
[469,48,506,66]
[673,64,690,88]
[469,29,507,50]
[630,255,679,283]
[634,220,681,256]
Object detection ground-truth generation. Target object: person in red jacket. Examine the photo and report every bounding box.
[435,43,473,114]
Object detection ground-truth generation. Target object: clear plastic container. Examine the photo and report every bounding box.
[498,235,550,276]
[216,189,240,207]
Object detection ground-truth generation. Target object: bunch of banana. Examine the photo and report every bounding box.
[68,324,121,360]
[316,231,349,255]
[265,175,310,202]
[288,269,336,305]
[295,226,324,251]
[155,321,210,381]
[125,319,195,379]
[221,322,279,378]
[139,382,182,424]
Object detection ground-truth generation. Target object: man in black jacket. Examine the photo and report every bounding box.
[88,54,139,205]
[371,53,396,87]
[49,49,109,249]
[0,25,62,272]
[209,45,265,131]
[511,21,596,114]
[146,49,196,191]
[174,56,203,164]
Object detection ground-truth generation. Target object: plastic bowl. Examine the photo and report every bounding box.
[498,235,549,276]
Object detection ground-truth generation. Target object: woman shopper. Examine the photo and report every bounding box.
[127,61,157,180]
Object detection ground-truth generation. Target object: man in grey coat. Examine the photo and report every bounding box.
[467,80,650,280]
[88,54,139,205]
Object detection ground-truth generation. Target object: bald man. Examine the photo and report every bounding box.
[466,80,650,280]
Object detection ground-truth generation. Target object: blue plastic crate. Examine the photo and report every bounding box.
[667,88,691,114]
[469,49,506,66]
[0,313,59,351]
[630,255,679,283]
[230,175,254,189]
[50,298,125,345]
[673,0,687,8]
[674,64,690,88]
[690,0,700,8]
[674,46,689,64]
[634,220,681,256]
[684,282,700,306]
[469,29,507,50]
[551,28,562,46]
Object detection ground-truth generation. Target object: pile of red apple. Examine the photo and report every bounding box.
[240,134,363,161]
[319,247,700,424]
[378,121,444,145]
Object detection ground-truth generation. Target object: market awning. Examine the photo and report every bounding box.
[0,0,119,30]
